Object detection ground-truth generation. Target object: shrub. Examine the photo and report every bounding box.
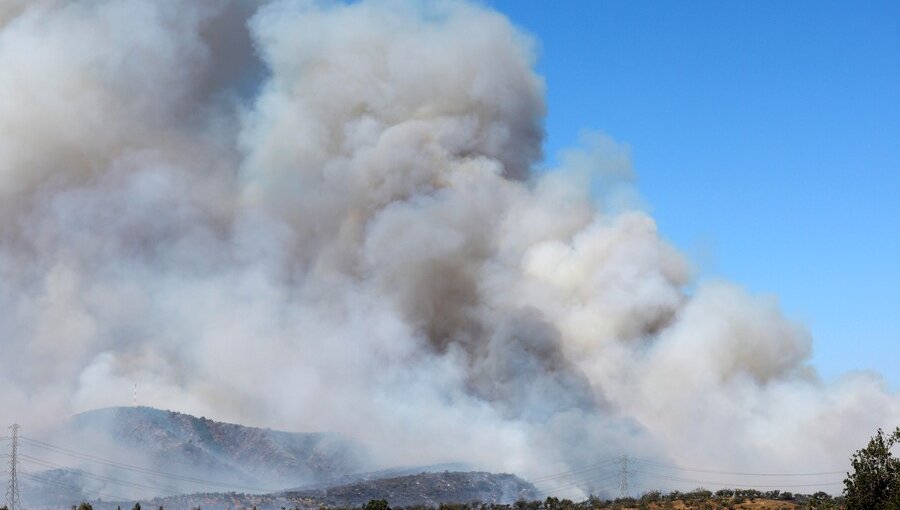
[364,499,391,510]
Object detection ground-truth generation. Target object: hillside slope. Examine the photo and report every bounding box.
[285,471,540,507]
[21,406,369,506]
[121,471,540,510]
[69,406,367,488]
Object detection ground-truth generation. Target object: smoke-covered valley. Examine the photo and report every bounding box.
[1,0,898,501]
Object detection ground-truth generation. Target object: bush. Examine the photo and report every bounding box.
[639,491,662,503]
[364,500,391,510]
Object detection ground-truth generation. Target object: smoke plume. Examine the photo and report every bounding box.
[1,0,898,497]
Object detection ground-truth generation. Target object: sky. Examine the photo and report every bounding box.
[484,0,900,389]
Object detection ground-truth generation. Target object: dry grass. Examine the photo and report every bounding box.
[609,498,810,509]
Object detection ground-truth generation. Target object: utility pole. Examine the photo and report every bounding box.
[618,454,630,499]
[6,424,21,510]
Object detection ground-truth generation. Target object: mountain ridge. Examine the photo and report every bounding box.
[21,406,537,509]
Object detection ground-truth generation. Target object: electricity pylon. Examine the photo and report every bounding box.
[618,454,630,499]
[6,424,21,510]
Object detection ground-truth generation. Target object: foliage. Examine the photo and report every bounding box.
[364,499,391,510]
[54,489,854,510]
[639,491,662,503]
[844,426,900,510]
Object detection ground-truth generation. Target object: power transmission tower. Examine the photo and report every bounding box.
[6,424,21,510]
[618,454,630,499]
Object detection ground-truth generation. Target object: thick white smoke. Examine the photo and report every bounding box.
[1,0,898,497]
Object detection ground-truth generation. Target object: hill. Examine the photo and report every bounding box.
[72,407,367,486]
[117,471,539,510]
[21,407,536,510]
[284,471,539,507]
[21,407,369,506]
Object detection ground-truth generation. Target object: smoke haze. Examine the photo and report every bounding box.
[1,0,898,496]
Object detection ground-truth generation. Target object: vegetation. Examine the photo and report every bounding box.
[364,500,392,510]
[843,426,900,509]
[279,492,843,510]
[44,489,851,510]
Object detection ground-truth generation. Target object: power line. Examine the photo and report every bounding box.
[537,471,621,497]
[529,454,848,497]
[12,434,853,503]
[539,468,621,488]
[18,454,171,496]
[634,458,846,477]
[523,455,845,489]
[20,436,279,492]
[18,470,130,502]
[528,457,621,483]
[22,436,505,498]
[633,469,844,489]
[526,459,624,498]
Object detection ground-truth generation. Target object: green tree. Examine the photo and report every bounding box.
[844,426,900,509]
[364,499,391,510]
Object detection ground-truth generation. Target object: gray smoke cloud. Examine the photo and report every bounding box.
[1,0,898,498]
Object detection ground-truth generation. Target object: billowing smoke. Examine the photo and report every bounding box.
[1,0,898,498]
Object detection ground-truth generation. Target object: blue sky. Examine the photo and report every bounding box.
[484,0,900,389]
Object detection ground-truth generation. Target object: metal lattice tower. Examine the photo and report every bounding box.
[6,424,21,510]
[618,454,630,499]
